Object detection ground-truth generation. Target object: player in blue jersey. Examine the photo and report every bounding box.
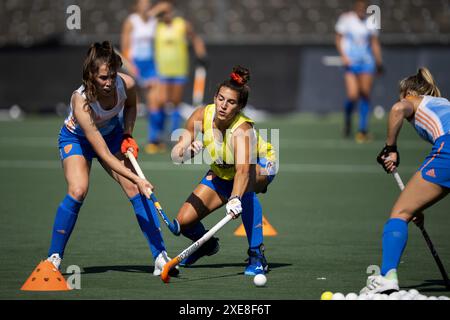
[361,67,448,294]
[121,0,169,150]
[335,0,383,142]
[46,41,177,277]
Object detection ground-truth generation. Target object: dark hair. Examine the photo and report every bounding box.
[399,67,441,98]
[82,41,122,107]
[215,65,251,108]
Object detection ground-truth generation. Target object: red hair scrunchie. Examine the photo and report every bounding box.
[230,72,245,85]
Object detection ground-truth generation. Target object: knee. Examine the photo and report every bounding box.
[390,209,413,222]
[68,186,88,202]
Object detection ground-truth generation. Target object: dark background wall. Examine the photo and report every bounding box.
[1,44,449,114]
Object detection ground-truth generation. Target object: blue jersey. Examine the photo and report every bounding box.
[335,12,377,66]
[410,96,450,144]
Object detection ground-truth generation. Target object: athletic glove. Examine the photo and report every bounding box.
[376,64,385,75]
[377,144,399,173]
[226,196,242,219]
[121,134,139,158]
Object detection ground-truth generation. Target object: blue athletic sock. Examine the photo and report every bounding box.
[148,111,159,143]
[48,194,83,258]
[359,97,370,133]
[130,194,166,259]
[344,100,355,125]
[181,222,207,241]
[241,192,263,250]
[381,218,408,276]
[170,108,183,134]
[156,109,166,140]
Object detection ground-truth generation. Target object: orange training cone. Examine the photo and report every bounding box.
[21,260,72,291]
[234,215,278,237]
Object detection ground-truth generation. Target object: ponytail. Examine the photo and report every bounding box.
[399,67,441,98]
[418,67,441,97]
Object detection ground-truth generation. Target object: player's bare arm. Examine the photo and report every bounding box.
[72,92,152,197]
[120,73,137,136]
[171,106,205,164]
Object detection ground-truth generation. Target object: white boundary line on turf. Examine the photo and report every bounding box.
[0,160,420,174]
[0,137,429,150]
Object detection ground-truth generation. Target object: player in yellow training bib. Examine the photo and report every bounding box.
[171,66,277,276]
[145,1,207,154]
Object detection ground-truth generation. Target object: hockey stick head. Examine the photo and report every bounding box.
[161,257,180,283]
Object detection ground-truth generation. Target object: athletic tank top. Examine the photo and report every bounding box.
[335,11,377,64]
[155,17,188,77]
[202,104,276,180]
[128,13,157,60]
[410,95,450,144]
[64,75,127,136]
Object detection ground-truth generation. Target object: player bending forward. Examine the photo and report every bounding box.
[170,66,277,275]
[46,41,177,277]
[361,67,448,294]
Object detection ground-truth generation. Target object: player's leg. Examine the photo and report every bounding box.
[146,81,167,154]
[343,72,359,137]
[168,81,186,135]
[381,171,448,275]
[356,72,374,142]
[99,150,173,275]
[241,160,277,275]
[361,171,448,294]
[47,152,91,269]
[176,173,228,266]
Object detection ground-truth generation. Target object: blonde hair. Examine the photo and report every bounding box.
[399,67,441,98]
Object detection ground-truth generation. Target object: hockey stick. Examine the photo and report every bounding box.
[392,170,450,289]
[192,65,206,107]
[161,213,235,283]
[126,151,181,236]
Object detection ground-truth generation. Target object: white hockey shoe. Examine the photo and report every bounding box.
[360,269,399,294]
[153,251,179,277]
[47,253,62,270]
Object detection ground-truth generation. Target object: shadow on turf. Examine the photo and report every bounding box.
[182,262,291,270]
[78,262,291,275]
[79,265,154,275]
[402,279,450,293]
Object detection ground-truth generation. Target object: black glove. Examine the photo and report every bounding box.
[376,64,385,75]
[196,56,209,69]
[377,144,399,173]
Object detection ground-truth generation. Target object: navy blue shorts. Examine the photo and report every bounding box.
[133,58,158,86]
[58,125,123,162]
[418,134,450,189]
[345,62,375,75]
[200,158,277,198]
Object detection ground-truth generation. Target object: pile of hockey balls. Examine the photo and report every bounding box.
[321,290,450,300]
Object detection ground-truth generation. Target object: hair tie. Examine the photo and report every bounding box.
[230,72,245,85]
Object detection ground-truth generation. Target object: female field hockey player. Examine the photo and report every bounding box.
[146,0,207,154]
[170,66,277,275]
[361,67,448,294]
[335,0,383,142]
[46,41,177,277]
[121,0,168,144]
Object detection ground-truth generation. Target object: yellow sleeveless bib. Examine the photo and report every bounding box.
[155,17,188,77]
[202,104,276,180]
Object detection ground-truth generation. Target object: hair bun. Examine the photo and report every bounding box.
[230,65,250,86]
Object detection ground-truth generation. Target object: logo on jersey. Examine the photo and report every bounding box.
[425,169,437,178]
[64,144,73,154]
